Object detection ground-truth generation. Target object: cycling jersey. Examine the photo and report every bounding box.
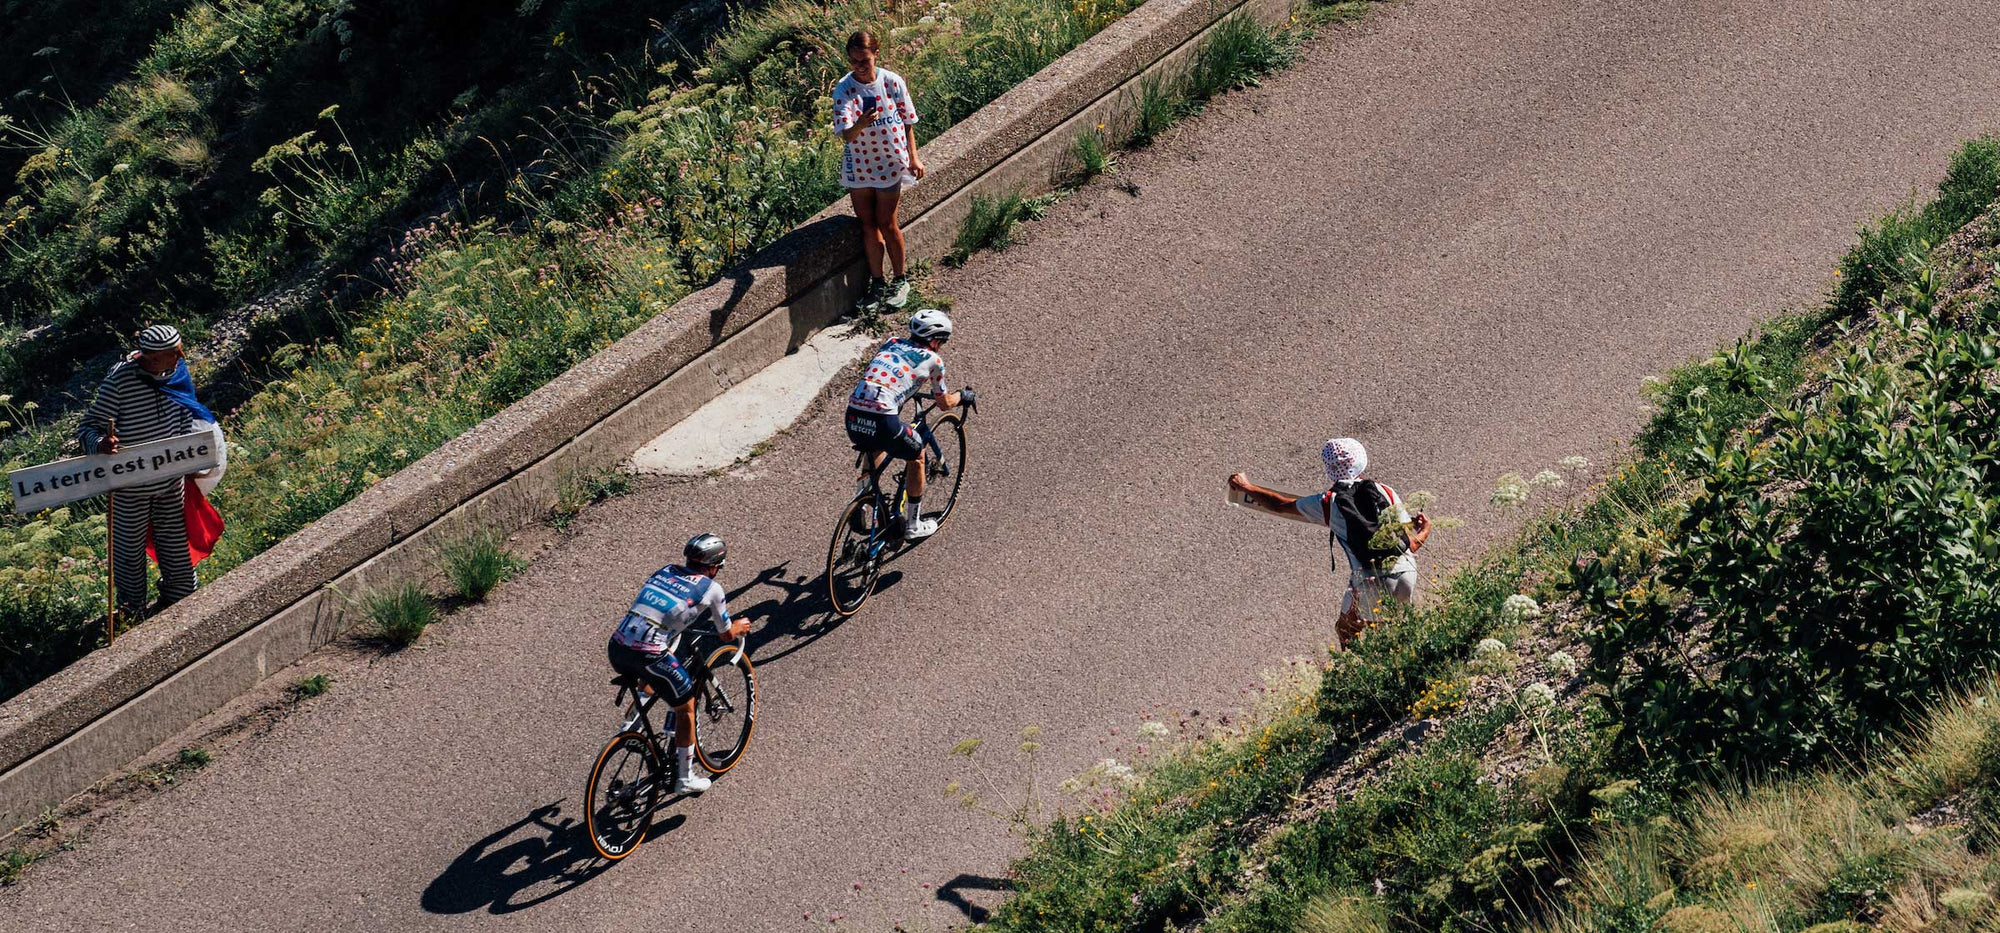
[610,564,732,655]
[848,338,947,415]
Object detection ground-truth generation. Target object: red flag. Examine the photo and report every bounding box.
[148,476,225,566]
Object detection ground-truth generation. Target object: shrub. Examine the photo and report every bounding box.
[366,582,437,648]
[1581,262,2000,775]
[436,528,525,601]
[289,673,333,700]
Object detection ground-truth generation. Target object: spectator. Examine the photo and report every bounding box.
[1229,437,1432,647]
[833,29,926,313]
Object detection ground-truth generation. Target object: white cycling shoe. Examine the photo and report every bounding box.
[903,516,939,541]
[675,772,713,795]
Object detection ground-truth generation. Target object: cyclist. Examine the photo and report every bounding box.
[605,533,750,795]
[845,308,970,540]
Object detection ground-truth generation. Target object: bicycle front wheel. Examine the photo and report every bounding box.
[827,494,885,616]
[693,645,757,774]
[924,412,969,528]
[584,730,663,861]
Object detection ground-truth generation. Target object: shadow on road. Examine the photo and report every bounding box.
[420,799,683,915]
[936,873,1016,924]
[729,561,903,667]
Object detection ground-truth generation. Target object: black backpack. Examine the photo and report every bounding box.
[1324,480,1408,576]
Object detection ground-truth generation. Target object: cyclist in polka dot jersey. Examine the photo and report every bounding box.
[834,29,927,312]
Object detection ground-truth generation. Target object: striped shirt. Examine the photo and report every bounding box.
[76,359,194,495]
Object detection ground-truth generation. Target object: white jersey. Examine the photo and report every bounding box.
[611,564,732,654]
[848,338,947,414]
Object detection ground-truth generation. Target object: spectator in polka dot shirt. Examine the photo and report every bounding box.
[834,29,927,312]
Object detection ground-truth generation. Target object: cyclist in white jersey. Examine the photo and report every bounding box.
[605,533,750,794]
[844,308,969,540]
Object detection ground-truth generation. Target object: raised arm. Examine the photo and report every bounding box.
[1228,473,1322,525]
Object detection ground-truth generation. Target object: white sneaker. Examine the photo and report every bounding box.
[675,772,713,795]
[903,516,939,540]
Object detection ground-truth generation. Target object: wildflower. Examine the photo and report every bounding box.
[1687,385,1710,399]
[1491,473,1530,508]
[1474,638,1509,661]
[1137,721,1170,739]
[1502,594,1541,623]
[1559,455,1589,472]
[1530,469,1564,490]
[1521,682,1557,709]
[1546,651,1578,677]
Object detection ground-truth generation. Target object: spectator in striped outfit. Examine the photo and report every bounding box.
[76,324,207,619]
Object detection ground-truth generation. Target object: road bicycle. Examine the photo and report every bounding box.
[584,629,757,861]
[825,390,975,616]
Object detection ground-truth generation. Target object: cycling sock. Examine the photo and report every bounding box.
[675,744,694,777]
[905,495,922,523]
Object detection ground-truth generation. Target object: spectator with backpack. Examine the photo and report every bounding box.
[1228,437,1432,647]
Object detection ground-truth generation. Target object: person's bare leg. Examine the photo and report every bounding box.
[850,187,886,279]
[877,186,907,278]
[905,451,926,503]
[674,698,696,747]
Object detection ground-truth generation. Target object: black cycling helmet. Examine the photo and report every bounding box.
[684,533,727,568]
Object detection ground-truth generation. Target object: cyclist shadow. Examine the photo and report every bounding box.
[728,561,903,667]
[420,799,685,915]
[935,873,1016,924]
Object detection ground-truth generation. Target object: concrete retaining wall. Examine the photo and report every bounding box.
[0,0,1295,831]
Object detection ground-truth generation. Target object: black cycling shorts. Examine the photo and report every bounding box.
[845,408,924,460]
[606,640,697,705]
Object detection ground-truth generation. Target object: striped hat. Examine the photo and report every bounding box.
[137,324,182,351]
[1322,437,1369,485]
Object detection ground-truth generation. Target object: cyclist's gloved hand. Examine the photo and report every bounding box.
[957,386,976,410]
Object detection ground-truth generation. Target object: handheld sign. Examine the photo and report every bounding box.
[9,431,221,514]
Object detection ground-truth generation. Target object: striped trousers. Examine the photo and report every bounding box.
[112,481,196,616]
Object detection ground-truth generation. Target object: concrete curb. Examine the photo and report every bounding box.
[0,0,1295,831]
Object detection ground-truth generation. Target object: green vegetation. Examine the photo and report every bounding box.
[1069,127,1115,183]
[288,672,331,700]
[945,191,1057,266]
[550,466,634,532]
[365,581,435,648]
[132,745,212,787]
[0,0,1147,704]
[1536,679,2000,933]
[981,134,2000,932]
[436,527,524,601]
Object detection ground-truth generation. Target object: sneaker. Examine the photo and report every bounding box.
[903,516,939,541]
[884,274,911,308]
[857,278,887,312]
[675,772,713,795]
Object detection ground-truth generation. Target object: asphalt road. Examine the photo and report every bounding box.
[9,1,2000,929]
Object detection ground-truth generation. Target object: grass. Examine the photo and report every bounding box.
[288,673,333,701]
[945,192,1058,266]
[435,528,525,601]
[550,467,634,532]
[366,582,437,648]
[1070,127,1116,183]
[1532,678,2000,933]
[131,746,212,789]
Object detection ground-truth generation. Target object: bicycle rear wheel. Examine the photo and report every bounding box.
[693,645,757,774]
[827,494,885,616]
[924,412,969,528]
[585,730,663,860]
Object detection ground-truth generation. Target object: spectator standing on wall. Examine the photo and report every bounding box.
[833,29,926,314]
[1228,438,1432,648]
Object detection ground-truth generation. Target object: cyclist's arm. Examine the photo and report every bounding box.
[1229,473,1323,525]
[704,581,750,641]
[926,356,959,409]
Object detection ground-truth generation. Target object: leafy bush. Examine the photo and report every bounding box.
[1582,254,2000,775]
[289,672,332,699]
[366,581,436,647]
[436,528,525,601]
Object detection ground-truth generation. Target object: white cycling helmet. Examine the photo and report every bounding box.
[908,308,953,342]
